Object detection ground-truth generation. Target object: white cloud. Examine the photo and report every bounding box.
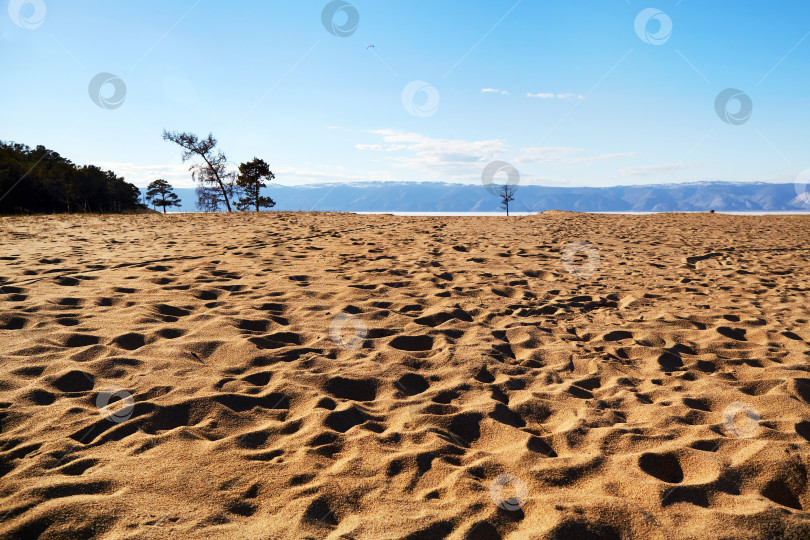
[517,148,635,166]
[517,147,581,163]
[526,92,584,100]
[617,163,698,177]
[481,88,509,95]
[356,130,639,183]
[273,166,394,185]
[568,152,637,165]
[90,161,191,188]
[367,129,508,179]
[97,158,397,189]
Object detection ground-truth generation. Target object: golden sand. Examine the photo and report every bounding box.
[1,212,809,539]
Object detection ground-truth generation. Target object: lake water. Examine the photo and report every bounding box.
[355,211,810,217]
[168,210,810,216]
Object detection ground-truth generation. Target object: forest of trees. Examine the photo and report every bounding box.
[0,141,142,214]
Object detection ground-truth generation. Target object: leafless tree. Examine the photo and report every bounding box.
[193,160,236,212]
[162,130,234,212]
[195,185,220,212]
[497,184,517,216]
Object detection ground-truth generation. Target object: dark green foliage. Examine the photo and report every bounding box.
[235,158,276,212]
[0,141,141,214]
[145,179,181,214]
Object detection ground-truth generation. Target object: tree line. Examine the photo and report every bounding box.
[0,133,278,215]
[0,141,141,214]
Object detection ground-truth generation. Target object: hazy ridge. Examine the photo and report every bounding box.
[165,181,809,213]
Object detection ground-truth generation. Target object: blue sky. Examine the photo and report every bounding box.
[2,0,809,189]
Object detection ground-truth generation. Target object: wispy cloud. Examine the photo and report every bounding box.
[481,88,510,95]
[352,130,639,186]
[617,163,698,177]
[569,152,637,165]
[273,166,393,185]
[96,153,397,188]
[517,147,581,163]
[363,129,507,179]
[517,148,635,165]
[526,92,584,100]
[90,161,191,188]
[352,129,642,184]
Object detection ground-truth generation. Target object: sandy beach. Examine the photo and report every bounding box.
[1,212,809,539]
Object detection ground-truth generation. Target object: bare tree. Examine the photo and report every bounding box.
[497,184,517,216]
[162,130,233,212]
[195,185,221,213]
[193,160,236,212]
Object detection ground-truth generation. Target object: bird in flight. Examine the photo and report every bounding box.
[366,44,375,49]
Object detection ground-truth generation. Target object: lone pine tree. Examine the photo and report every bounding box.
[145,179,181,214]
[236,158,276,212]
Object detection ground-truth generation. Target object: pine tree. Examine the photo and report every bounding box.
[145,179,181,214]
[235,158,276,212]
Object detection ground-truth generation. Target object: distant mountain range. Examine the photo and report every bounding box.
[162,181,810,213]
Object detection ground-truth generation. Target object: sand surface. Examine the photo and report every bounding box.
[1,212,809,539]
